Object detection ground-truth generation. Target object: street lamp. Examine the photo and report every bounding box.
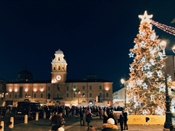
[160,40,173,131]
[120,78,126,108]
[74,89,81,105]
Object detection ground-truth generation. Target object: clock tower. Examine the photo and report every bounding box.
[51,49,67,83]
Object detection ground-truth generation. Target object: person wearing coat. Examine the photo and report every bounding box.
[86,108,92,126]
[103,108,108,123]
[80,108,85,126]
[123,111,128,130]
[101,118,119,131]
[118,113,124,131]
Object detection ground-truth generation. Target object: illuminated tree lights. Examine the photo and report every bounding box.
[126,11,175,115]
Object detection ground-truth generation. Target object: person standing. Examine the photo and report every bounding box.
[80,108,85,126]
[123,111,128,130]
[86,108,92,126]
[119,112,124,131]
[103,108,108,123]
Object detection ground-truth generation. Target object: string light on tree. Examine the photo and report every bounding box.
[129,52,134,58]
[157,70,163,77]
[150,33,156,41]
[150,59,155,65]
[142,83,148,89]
[146,71,153,78]
[144,63,151,70]
[139,31,145,37]
[158,84,165,92]
[140,41,146,47]
[141,57,146,63]
[134,44,138,49]
[136,79,143,85]
[129,66,134,72]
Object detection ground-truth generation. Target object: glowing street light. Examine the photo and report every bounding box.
[159,40,167,56]
[120,78,126,108]
[160,40,174,131]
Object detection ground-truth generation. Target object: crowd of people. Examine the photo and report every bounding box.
[47,105,128,131]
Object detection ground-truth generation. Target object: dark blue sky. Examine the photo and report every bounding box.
[0,0,175,91]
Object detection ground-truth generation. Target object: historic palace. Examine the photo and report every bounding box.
[1,49,113,107]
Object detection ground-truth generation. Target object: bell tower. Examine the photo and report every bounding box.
[51,49,67,83]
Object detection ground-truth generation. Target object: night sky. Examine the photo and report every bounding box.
[0,0,175,91]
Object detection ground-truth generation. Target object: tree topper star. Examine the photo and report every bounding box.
[138,10,153,24]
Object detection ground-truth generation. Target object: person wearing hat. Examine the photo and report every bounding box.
[101,118,119,131]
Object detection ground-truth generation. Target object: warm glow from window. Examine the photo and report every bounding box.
[33,88,37,92]
[105,87,109,91]
[9,89,12,92]
[40,88,44,92]
[25,88,28,92]
[14,88,18,92]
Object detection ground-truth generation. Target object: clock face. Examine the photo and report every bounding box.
[56,75,61,80]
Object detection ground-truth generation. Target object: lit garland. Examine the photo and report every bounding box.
[151,20,175,36]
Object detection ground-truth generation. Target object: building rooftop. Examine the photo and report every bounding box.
[6,78,112,84]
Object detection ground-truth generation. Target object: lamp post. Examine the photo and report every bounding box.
[120,78,126,108]
[160,40,173,131]
[73,87,81,105]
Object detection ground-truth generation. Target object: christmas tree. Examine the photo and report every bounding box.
[125,11,173,115]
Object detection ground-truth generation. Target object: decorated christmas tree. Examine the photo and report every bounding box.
[125,11,173,115]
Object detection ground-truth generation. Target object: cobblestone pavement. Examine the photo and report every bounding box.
[10,117,164,131]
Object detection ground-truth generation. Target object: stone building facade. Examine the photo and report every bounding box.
[5,49,113,107]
